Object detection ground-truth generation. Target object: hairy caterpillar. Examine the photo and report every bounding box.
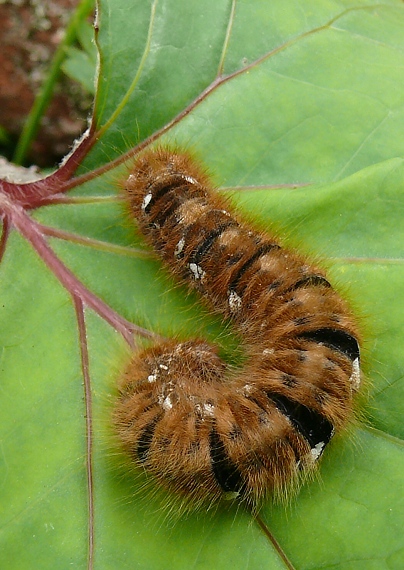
[113,148,361,510]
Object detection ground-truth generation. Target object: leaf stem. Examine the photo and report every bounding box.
[5,199,157,345]
[38,222,152,258]
[94,0,159,138]
[0,214,11,263]
[216,0,236,77]
[73,295,94,570]
[254,513,296,570]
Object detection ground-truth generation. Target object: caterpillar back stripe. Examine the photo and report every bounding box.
[114,148,362,509]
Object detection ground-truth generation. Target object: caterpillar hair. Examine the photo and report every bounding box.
[113,148,362,511]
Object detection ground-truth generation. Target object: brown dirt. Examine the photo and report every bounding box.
[0,0,94,167]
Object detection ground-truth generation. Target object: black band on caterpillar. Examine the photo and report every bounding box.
[114,148,362,510]
[299,328,360,362]
[209,428,245,494]
[270,395,334,459]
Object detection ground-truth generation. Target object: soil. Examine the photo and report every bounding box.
[0,0,94,168]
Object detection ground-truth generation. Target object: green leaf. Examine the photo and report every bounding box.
[0,124,10,145]
[1,1,404,569]
[62,21,98,94]
[62,47,97,94]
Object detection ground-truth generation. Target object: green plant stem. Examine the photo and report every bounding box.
[13,0,95,165]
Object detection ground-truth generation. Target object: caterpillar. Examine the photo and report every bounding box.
[113,148,362,511]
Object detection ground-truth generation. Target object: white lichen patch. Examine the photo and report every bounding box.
[194,402,216,420]
[162,394,173,411]
[262,348,274,356]
[228,290,242,313]
[310,441,325,461]
[203,403,215,417]
[181,174,198,185]
[241,383,253,395]
[141,192,153,212]
[157,387,174,411]
[189,262,206,280]
[174,237,185,257]
[349,357,361,391]
[148,374,157,383]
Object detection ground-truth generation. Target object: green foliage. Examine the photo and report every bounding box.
[62,20,98,94]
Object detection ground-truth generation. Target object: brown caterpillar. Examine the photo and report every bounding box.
[114,148,361,510]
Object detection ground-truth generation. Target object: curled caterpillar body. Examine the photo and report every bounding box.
[114,148,362,509]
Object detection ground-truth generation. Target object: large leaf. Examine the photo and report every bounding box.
[1,1,403,569]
